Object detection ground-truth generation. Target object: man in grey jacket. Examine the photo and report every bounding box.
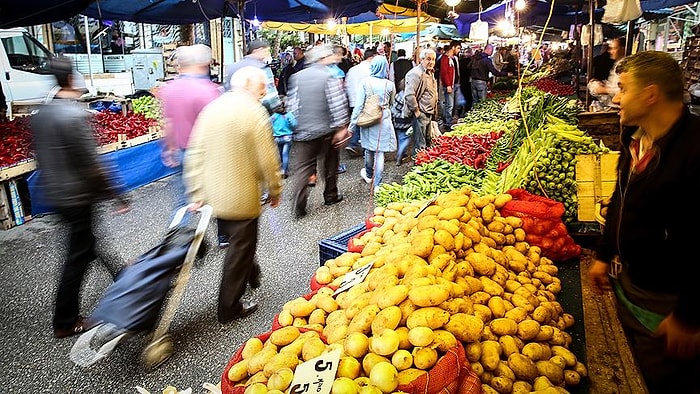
[403,48,438,155]
[286,45,350,218]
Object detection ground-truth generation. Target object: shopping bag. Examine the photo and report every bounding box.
[428,120,442,142]
[357,93,382,127]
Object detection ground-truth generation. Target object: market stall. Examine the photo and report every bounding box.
[0,95,167,226]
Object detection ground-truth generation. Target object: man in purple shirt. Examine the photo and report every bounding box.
[159,44,222,222]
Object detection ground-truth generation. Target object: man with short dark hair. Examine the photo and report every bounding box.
[589,51,700,393]
[224,39,281,113]
[277,46,305,97]
[389,48,413,92]
[471,44,511,104]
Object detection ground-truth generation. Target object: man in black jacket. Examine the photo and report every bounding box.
[32,57,129,339]
[470,44,511,105]
[589,51,700,393]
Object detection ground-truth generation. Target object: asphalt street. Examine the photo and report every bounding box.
[0,151,409,393]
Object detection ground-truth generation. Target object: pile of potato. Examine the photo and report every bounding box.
[225,188,587,394]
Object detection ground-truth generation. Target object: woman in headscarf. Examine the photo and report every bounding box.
[349,55,396,193]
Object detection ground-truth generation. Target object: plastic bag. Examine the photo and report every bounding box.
[602,0,642,24]
[501,189,581,262]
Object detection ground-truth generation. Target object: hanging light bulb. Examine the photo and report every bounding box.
[326,18,337,30]
[445,0,461,12]
[252,2,260,27]
[515,0,526,11]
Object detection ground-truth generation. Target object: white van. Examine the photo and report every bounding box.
[0,28,57,117]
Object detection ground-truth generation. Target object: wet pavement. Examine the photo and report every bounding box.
[0,150,410,393]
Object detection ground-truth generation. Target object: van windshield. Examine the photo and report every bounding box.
[2,32,53,75]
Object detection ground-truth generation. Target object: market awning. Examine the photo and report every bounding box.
[263,15,437,34]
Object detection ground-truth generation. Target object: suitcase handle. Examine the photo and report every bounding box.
[169,204,213,229]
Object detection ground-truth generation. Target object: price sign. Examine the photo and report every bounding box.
[414,192,441,218]
[333,261,374,296]
[288,348,342,394]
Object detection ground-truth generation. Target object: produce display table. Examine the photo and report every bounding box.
[27,139,176,215]
[578,251,648,393]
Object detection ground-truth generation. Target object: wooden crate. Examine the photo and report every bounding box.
[576,152,620,222]
[0,179,27,229]
[0,181,13,230]
[577,111,621,151]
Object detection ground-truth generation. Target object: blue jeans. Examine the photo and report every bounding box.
[472,79,488,105]
[412,113,431,155]
[364,150,385,189]
[396,127,412,161]
[442,86,455,127]
[275,135,292,174]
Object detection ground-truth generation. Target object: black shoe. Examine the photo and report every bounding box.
[217,235,229,249]
[294,208,307,219]
[220,301,258,324]
[324,194,344,206]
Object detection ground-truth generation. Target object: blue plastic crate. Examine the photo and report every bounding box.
[318,223,366,266]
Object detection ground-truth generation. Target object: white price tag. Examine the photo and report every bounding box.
[288,348,342,394]
[332,261,374,296]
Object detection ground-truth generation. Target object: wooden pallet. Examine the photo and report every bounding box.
[0,160,36,181]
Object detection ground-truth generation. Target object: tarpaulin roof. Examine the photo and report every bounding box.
[1,0,380,28]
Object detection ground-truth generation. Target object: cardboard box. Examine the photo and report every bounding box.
[576,152,619,221]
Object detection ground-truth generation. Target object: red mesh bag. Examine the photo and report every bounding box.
[397,342,482,394]
[220,327,327,394]
[347,229,371,253]
[220,330,273,394]
[309,272,339,292]
[501,189,581,262]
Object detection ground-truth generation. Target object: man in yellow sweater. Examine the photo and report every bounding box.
[184,66,283,323]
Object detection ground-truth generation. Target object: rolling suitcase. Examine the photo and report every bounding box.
[70,205,212,369]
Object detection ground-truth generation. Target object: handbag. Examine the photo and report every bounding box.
[356,82,384,127]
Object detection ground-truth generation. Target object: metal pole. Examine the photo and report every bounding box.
[586,0,594,107]
[83,16,95,89]
[416,0,422,61]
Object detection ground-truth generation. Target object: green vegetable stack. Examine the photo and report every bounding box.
[132,96,161,120]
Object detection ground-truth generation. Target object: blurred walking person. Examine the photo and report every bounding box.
[350,55,396,192]
[31,57,130,338]
[159,44,221,220]
[184,66,283,323]
[286,45,350,218]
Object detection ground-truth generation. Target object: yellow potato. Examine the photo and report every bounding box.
[536,360,564,385]
[507,353,537,381]
[377,284,409,309]
[227,359,249,383]
[408,284,451,307]
[269,326,301,347]
[480,340,502,371]
[489,318,518,336]
[348,304,381,335]
[406,307,450,330]
[371,306,402,336]
[263,352,300,377]
[241,337,264,360]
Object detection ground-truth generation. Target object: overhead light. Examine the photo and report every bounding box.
[381,28,390,36]
[327,18,337,30]
[445,0,460,13]
[515,0,526,11]
[252,17,261,27]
